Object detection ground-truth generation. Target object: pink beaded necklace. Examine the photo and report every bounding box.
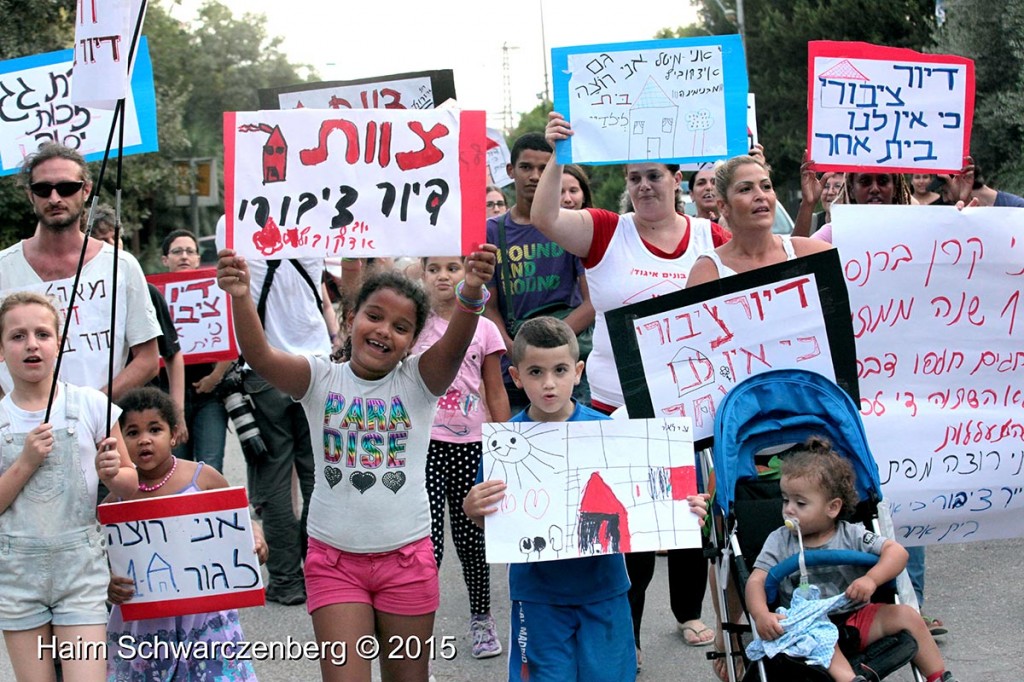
[138,456,177,492]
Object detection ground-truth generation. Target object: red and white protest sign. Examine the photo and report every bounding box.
[224,108,486,260]
[147,268,238,365]
[98,487,264,621]
[807,41,974,174]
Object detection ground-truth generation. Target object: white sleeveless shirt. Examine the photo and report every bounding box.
[586,213,715,408]
[698,234,796,278]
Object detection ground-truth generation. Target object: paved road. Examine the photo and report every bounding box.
[1,432,1021,681]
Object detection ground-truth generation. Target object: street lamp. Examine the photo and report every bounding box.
[709,0,745,40]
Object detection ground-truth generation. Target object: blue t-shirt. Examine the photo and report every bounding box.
[994,190,1024,208]
[505,401,632,606]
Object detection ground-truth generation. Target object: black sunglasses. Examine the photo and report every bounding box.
[29,181,85,198]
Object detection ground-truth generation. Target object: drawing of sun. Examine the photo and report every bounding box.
[483,422,563,486]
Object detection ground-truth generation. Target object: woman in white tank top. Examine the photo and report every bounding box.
[687,155,833,287]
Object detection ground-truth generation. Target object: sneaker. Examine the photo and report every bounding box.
[940,672,958,682]
[470,613,502,659]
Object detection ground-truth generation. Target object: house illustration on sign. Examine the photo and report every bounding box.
[262,125,287,184]
[629,77,678,160]
[669,346,715,397]
[817,59,873,109]
[577,471,631,555]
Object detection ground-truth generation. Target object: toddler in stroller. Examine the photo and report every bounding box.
[745,437,956,682]
[706,369,953,682]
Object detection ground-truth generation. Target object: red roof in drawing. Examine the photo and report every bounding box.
[579,471,631,553]
[818,60,870,81]
[580,472,627,516]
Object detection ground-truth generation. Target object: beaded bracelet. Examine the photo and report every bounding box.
[455,280,490,315]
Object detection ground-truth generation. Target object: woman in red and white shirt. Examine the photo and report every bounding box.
[531,110,731,662]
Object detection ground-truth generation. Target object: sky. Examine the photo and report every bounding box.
[170,0,701,129]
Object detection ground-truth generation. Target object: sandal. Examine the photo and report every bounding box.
[710,649,745,682]
[678,619,715,647]
[922,615,948,638]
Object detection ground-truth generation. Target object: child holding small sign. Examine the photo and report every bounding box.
[0,291,136,682]
[104,387,266,681]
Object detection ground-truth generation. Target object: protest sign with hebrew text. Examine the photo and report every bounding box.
[807,41,974,174]
[99,487,264,621]
[552,35,748,165]
[833,204,1024,546]
[259,69,456,111]
[147,268,238,365]
[606,250,859,450]
[0,38,158,175]
[224,108,486,259]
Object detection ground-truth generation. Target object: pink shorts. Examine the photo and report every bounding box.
[305,536,439,616]
[844,603,882,651]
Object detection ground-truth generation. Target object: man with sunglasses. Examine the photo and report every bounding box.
[0,142,160,401]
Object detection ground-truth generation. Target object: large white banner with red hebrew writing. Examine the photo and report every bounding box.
[833,204,1024,545]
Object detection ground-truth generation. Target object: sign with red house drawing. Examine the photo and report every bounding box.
[482,417,701,564]
[224,107,486,259]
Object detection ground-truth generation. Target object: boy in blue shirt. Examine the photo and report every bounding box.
[465,316,707,681]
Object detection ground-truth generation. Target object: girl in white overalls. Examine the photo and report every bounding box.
[0,292,136,681]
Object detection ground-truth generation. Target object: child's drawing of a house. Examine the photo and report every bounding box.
[577,472,631,554]
[629,77,678,160]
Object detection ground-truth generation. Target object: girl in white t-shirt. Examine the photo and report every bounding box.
[0,291,136,681]
[414,256,510,659]
[217,245,497,682]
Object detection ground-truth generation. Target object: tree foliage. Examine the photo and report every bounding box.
[933,0,1024,192]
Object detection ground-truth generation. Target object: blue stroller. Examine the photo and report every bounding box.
[703,369,922,682]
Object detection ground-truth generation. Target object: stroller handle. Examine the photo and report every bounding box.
[764,549,897,605]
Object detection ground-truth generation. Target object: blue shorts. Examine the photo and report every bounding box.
[508,594,635,682]
[0,528,108,631]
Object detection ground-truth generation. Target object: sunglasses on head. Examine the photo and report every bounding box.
[29,181,85,198]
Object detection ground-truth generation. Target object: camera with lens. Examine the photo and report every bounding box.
[217,363,268,466]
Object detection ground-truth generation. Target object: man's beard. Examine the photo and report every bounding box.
[36,204,82,231]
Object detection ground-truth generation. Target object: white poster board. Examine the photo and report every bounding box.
[483,417,700,564]
[552,35,749,165]
[833,204,1024,545]
[224,108,486,259]
[808,41,973,173]
[98,487,264,621]
[71,0,145,109]
[485,127,512,188]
